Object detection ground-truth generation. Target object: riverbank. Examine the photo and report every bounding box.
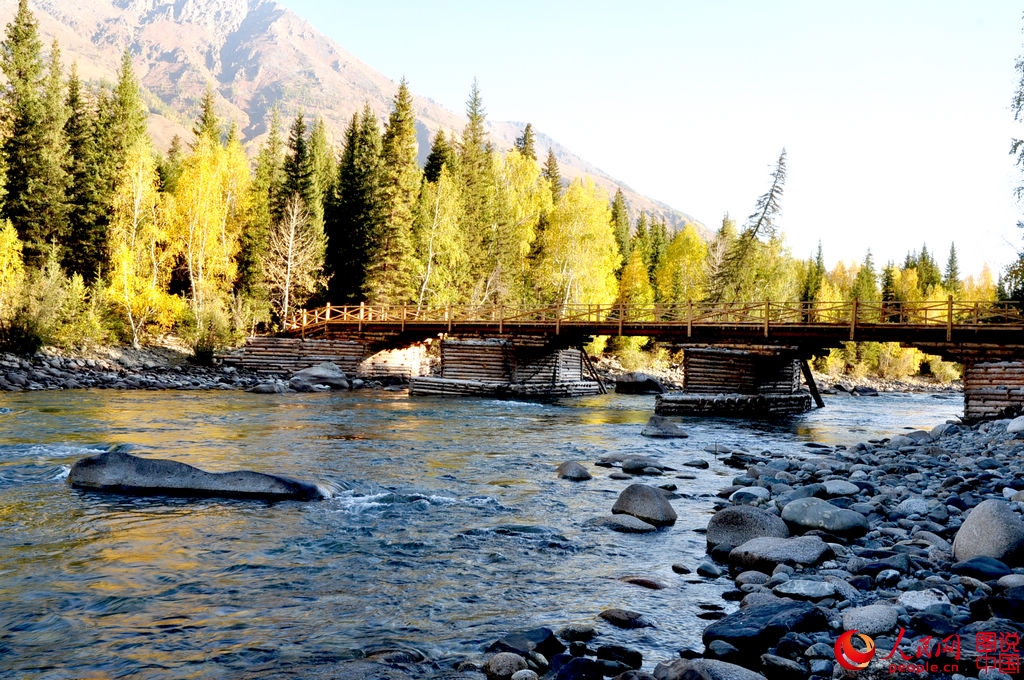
[453,413,1024,680]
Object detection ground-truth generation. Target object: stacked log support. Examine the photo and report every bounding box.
[409,338,599,398]
[239,337,368,375]
[655,393,813,417]
[964,359,1024,420]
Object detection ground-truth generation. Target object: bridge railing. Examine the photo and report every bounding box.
[283,299,1024,333]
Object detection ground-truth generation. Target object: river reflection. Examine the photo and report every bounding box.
[0,389,961,677]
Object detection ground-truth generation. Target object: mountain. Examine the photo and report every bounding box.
[0,0,699,231]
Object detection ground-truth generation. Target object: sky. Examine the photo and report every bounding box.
[278,0,1024,278]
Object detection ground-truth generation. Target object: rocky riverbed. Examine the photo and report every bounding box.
[442,416,1024,680]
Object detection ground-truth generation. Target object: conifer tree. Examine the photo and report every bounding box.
[64,64,106,280]
[654,225,708,306]
[158,135,185,192]
[324,104,383,302]
[307,115,335,230]
[413,164,468,309]
[1,3,70,267]
[851,250,879,301]
[424,129,457,183]
[943,243,961,296]
[107,50,148,165]
[916,244,942,293]
[610,188,630,271]
[193,86,220,146]
[801,242,826,303]
[365,78,421,304]
[631,212,650,267]
[542,146,562,200]
[514,122,537,161]
[281,111,312,216]
[458,79,496,289]
[647,219,669,280]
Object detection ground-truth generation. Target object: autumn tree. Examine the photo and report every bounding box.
[265,194,326,322]
[851,250,879,301]
[654,224,708,306]
[534,178,619,309]
[943,243,962,296]
[413,164,468,309]
[542,147,562,200]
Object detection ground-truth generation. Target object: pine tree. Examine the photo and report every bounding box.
[631,212,650,267]
[916,244,942,293]
[1,4,70,267]
[458,79,496,288]
[158,135,185,192]
[365,78,421,304]
[324,104,383,302]
[943,243,962,296]
[514,122,536,161]
[542,147,562,200]
[192,86,220,146]
[424,129,457,183]
[107,50,148,163]
[851,250,879,301]
[610,188,630,271]
[307,115,335,231]
[281,111,312,215]
[647,219,669,280]
[801,242,826,303]
[63,63,107,280]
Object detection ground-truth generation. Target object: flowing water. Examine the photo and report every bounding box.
[0,388,963,678]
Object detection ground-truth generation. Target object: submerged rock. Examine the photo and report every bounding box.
[290,362,350,389]
[611,484,677,526]
[556,461,592,481]
[640,415,688,438]
[68,449,326,501]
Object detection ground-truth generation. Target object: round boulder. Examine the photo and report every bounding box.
[780,497,869,538]
[842,604,899,637]
[485,652,528,680]
[290,362,349,389]
[556,461,592,481]
[640,415,688,438]
[706,505,790,550]
[952,499,1024,566]
[612,484,677,526]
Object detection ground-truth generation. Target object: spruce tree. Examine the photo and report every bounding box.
[458,79,495,286]
[851,250,879,301]
[943,243,961,296]
[424,129,457,183]
[307,115,335,231]
[158,135,185,192]
[1,3,69,267]
[366,78,421,304]
[514,122,537,161]
[193,86,221,146]
[647,219,668,280]
[801,241,825,303]
[282,111,312,215]
[64,63,106,280]
[324,104,383,303]
[610,188,630,271]
[916,244,942,294]
[542,147,562,200]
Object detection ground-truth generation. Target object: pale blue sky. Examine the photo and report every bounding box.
[279,0,1023,277]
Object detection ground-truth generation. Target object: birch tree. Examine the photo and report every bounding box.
[265,194,326,322]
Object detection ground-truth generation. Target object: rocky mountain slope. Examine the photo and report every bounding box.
[0,0,697,230]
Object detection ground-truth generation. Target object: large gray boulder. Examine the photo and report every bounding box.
[612,484,677,526]
[952,499,1024,566]
[68,449,326,501]
[728,536,832,572]
[290,362,350,389]
[706,505,789,549]
[653,658,767,680]
[780,497,869,538]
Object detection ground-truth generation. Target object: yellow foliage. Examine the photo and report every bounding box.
[0,220,24,318]
[654,224,707,305]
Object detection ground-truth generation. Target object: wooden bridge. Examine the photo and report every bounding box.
[266,298,1024,420]
[283,299,1024,353]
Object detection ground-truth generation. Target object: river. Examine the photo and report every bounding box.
[0,388,963,678]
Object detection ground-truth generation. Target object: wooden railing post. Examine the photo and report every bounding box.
[301,309,307,339]
[447,305,452,334]
[402,304,407,332]
[764,300,770,338]
[687,300,693,338]
[498,304,504,334]
[358,302,364,332]
[325,303,332,321]
[850,298,858,341]
[947,294,954,341]
[618,302,624,336]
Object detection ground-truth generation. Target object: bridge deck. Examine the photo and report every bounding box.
[282,300,1024,355]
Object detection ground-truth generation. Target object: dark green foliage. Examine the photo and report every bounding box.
[1,4,71,268]
[801,241,825,302]
[424,129,456,183]
[647,219,668,279]
[943,243,961,295]
[542,146,562,199]
[324,105,384,303]
[610,188,630,270]
[158,135,185,192]
[514,122,536,161]
[632,212,650,265]
[365,79,420,304]
[851,250,879,301]
[192,86,221,146]
[63,64,107,281]
[458,79,495,282]
[0,309,43,355]
[282,111,313,216]
[307,115,336,230]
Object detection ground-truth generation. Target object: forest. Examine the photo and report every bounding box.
[0,0,1004,379]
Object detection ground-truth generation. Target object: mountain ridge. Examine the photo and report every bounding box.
[0,0,700,231]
